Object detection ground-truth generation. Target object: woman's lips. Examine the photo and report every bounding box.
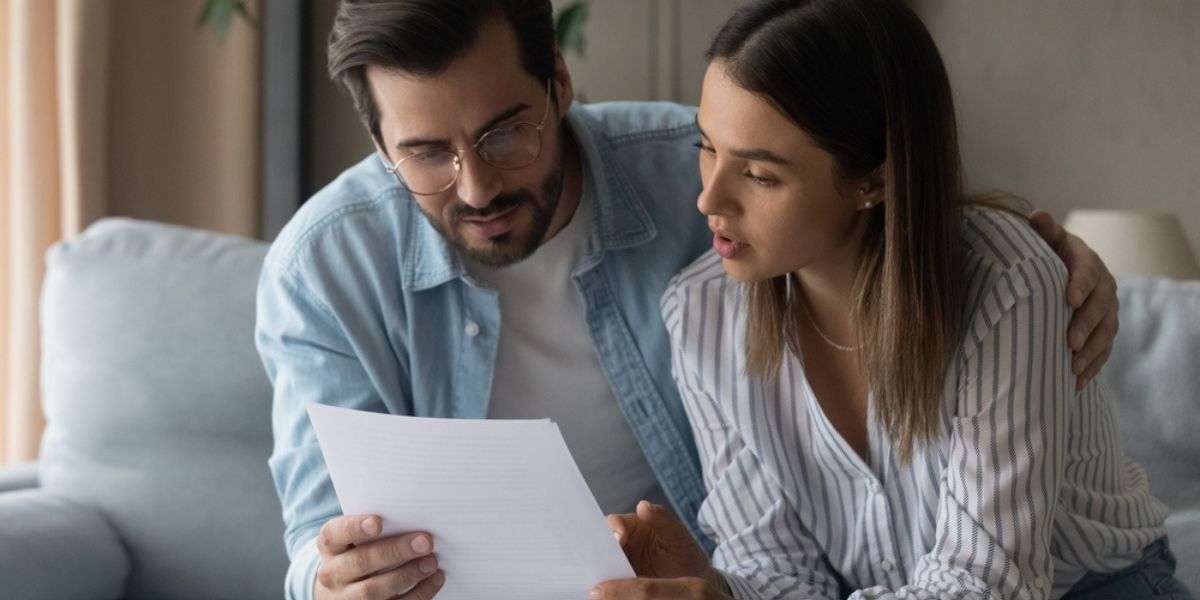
[712,232,747,259]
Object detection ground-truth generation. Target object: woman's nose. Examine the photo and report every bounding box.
[696,171,735,217]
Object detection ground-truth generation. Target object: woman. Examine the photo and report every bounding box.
[590,1,1189,599]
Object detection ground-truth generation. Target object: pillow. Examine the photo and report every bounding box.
[0,489,129,600]
[39,218,288,599]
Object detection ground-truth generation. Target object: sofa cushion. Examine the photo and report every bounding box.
[1104,275,1200,589]
[1105,276,1200,508]
[39,218,287,600]
[0,488,129,600]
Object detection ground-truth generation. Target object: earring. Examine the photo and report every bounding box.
[862,201,874,209]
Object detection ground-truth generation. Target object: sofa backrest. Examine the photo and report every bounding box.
[39,218,288,600]
[1105,275,1200,512]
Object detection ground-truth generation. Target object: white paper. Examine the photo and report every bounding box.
[307,403,635,599]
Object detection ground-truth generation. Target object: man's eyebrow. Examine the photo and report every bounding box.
[694,115,792,166]
[393,102,533,151]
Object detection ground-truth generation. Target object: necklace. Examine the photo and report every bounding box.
[799,296,861,353]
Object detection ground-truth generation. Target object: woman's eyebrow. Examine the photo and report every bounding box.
[694,115,791,165]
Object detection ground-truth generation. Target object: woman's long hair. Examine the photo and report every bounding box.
[710,0,966,462]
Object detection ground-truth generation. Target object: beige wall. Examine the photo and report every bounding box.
[107,0,261,237]
[305,1,1199,253]
[913,0,1200,249]
[304,0,748,193]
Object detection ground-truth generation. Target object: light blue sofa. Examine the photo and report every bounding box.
[0,218,1195,598]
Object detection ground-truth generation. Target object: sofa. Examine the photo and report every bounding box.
[0,218,1195,599]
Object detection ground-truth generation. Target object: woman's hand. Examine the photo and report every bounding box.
[591,500,731,599]
[590,576,732,600]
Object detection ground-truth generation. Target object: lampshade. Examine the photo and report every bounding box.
[1063,210,1200,280]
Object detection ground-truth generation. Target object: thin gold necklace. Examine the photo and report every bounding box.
[799,295,860,353]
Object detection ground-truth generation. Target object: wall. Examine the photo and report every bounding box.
[304,1,1200,253]
[913,0,1200,248]
[303,0,746,196]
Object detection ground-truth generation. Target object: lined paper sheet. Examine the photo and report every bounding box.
[307,403,635,599]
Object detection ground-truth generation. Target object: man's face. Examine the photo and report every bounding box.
[368,19,573,267]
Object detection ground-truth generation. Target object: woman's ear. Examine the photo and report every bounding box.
[854,168,886,210]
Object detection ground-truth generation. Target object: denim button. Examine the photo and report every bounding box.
[464,321,480,337]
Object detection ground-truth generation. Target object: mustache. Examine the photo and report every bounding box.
[450,191,532,222]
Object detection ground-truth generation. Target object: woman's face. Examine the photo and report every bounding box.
[695,61,878,283]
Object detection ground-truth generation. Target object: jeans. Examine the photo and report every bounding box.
[1063,538,1194,600]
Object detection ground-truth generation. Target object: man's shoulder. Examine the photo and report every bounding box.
[573,101,698,146]
[265,154,413,278]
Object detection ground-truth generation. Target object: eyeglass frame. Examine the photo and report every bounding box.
[378,79,555,196]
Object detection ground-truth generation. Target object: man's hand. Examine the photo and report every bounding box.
[1030,210,1120,390]
[314,514,445,600]
[594,501,729,599]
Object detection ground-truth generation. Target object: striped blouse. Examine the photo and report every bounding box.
[661,207,1167,600]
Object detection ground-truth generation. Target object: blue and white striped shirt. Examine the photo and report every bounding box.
[662,207,1167,600]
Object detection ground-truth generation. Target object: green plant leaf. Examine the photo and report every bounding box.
[555,1,589,58]
[196,0,257,39]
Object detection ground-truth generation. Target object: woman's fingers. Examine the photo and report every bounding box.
[606,512,637,546]
[590,576,719,600]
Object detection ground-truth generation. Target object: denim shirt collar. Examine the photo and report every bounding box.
[401,104,658,292]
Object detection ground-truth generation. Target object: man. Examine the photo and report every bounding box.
[255,2,1120,599]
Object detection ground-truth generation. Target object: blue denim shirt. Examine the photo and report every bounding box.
[255,102,713,600]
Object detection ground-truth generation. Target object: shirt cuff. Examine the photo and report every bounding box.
[286,536,322,600]
[717,569,767,600]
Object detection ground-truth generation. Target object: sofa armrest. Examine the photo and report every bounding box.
[0,489,130,600]
[0,461,39,493]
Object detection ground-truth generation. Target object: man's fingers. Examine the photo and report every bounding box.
[1077,346,1112,391]
[1073,311,1117,389]
[1067,269,1117,352]
[343,557,442,600]
[401,570,446,600]
[1062,236,1103,309]
[1029,210,1065,250]
[318,515,382,556]
[324,532,435,587]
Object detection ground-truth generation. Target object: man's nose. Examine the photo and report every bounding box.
[455,151,502,209]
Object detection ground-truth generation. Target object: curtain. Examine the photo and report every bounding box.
[1,0,259,465]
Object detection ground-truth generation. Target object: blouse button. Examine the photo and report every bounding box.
[464,320,480,337]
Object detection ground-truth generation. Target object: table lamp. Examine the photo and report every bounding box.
[1062,209,1200,280]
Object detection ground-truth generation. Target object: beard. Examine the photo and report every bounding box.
[420,161,565,268]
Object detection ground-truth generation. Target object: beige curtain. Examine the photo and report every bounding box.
[1,0,259,465]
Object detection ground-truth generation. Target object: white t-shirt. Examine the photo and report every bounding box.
[467,194,667,515]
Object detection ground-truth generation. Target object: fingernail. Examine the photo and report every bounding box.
[589,589,602,599]
[362,518,380,536]
[411,535,431,554]
[612,532,621,541]
[419,557,437,574]
[432,571,445,586]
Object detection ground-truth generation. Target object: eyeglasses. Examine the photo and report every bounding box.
[379,80,553,196]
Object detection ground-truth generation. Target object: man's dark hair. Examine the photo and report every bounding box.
[328,0,556,146]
